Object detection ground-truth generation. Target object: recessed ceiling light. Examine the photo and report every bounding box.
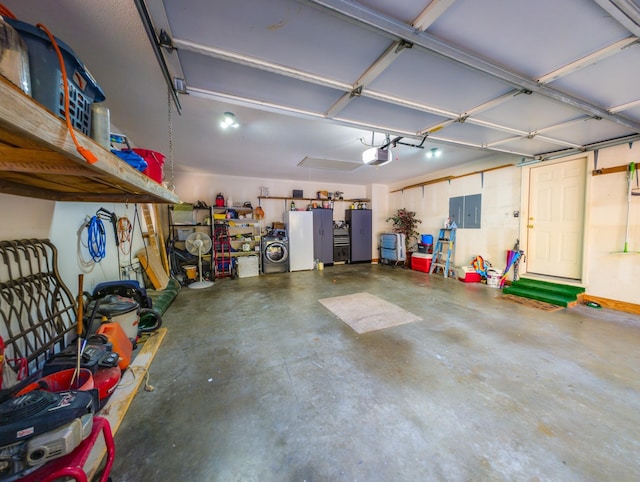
[426,147,442,159]
[220,112,239,129]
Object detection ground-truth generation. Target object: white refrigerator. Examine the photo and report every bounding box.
[285,210,314,271]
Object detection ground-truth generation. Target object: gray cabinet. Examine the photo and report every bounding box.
[312,209,334,264]
[346,209,372,263]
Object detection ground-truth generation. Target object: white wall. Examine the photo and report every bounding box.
[0,194,148,294]
[0,193,55,239]
[173,172,367,229]
[576,146,639,304]
[387,158,521,270]
[3,142,638,306]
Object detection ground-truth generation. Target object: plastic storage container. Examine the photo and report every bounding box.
[411,252,432,272]
[0,16,31,95]
[458,266,482,282]
[5,18,105,135]
[486,268,502,288]
[132,148,165,183]
[91,294,140,341]
[237,256,259,278]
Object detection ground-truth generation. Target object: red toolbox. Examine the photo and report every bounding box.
[411,253,432,272]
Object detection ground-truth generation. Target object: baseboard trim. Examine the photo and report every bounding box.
[583,294,640,315]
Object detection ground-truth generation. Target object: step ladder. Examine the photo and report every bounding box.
[429,228,456,278]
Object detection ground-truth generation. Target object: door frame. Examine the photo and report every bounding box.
[519,152,593,284]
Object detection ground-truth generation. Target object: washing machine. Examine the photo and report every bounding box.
[262,230,289,274]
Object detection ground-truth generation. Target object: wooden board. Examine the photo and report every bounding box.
[0,77,179,204]
[85,327,168,478]
[137,248,170,290]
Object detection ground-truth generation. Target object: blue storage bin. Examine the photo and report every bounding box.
[5,18,105,135]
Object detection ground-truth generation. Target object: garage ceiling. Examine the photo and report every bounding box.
[4,0,640,186]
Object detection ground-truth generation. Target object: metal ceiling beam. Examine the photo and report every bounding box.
[183,41,597,155]
[175,36,591,154]
[326,1,456,119]
[186,85,534,158]
[610,98,640,113]
[536,36,638,84]
[173,38,352,92]
[592,0,640,36]
[486,117,593,150]
[134,0,182,114]
[300,0,640,133]
[325,40,410,118]
[411,0,457,30]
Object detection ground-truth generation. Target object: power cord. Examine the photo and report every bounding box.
[87,216,107,262]
[117,216,132,256]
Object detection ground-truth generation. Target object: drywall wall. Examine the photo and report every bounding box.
[173,172,367,228]
[388,148,639,306]
[0,194,55,239]
[579,145,640,305]
[0,195,148,295]
[388,158,521,272]
[49,202,148,294]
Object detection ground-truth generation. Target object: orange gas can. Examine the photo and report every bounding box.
[97,322,133,370]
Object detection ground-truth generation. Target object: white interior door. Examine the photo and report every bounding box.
[526,157,586,279]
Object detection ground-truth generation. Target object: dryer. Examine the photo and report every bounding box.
[262,232,289,274]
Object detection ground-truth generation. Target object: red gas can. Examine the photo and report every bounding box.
[97,322,133,371]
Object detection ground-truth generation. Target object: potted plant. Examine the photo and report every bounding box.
[386,208,422,266]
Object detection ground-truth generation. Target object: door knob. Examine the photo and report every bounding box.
[527,224,534,228]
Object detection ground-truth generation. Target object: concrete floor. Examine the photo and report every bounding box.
[110,264,640,481]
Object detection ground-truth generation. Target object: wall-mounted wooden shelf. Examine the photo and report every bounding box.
[0,78,179,204]
[258,196,370,203]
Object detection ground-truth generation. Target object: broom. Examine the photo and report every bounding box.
[613,162,639,254]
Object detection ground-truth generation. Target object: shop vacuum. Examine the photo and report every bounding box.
[0,389,96,481]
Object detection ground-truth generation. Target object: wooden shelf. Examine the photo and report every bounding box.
[214,251,260,258]
[0,78,180,204]
[258,196,370,202]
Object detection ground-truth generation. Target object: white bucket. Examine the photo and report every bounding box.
[96,295,140,340]
[486,268,502,288]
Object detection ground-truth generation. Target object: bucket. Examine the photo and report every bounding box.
[17,368,93,396]
[420,234,433,245]
[93,366,122,406]
[183,265,197,280]
[132,148,165,183]
[486,268,502,288]
[95,295,140,341]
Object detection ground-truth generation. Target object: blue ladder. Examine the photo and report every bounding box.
[429,228,456,277]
